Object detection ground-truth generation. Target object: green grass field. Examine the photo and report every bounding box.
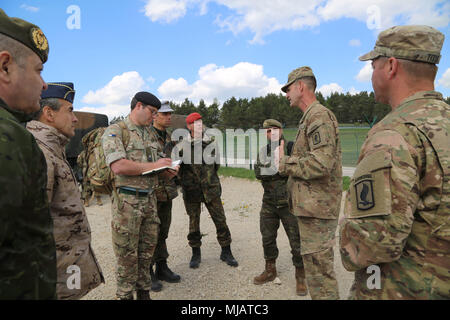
[221,127,369,167]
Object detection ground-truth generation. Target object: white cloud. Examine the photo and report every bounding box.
[143,0,450,43]
[437,68,450,88]
[318,83,344,97]
[21,4,39,12]
[349,87,360,95]
[158,62,282,104]
[82,71,146,105]
[77,104,131,121]
[356,61,373,82]
[349,39,361,47]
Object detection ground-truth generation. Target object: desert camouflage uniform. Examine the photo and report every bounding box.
[254,138,303,267]
[0,99,57,299]
[27,120,104,299]
[178,134,232,248]
[279,101,342,300]
[102,115,160,299]
[340,91,450,299]
[150,126,179,263]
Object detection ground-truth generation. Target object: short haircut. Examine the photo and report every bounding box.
[130,97,138,110]
[399,59,438,81]
[0,33,33,68]
[33,98,61,120]
[297,76,317,92]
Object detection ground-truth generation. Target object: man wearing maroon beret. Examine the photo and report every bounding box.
[178,113,238,268]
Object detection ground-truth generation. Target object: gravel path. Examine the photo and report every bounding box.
[82,176,354,300]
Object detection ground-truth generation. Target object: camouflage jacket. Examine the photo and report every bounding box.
[0,99,57,299]
[254,138,289,208]
[102,116,159,191]
[340,91,450,299]
[279,101,343,219]
[178,133,221,203]
[149,126,178,202]
[27,121,104,300]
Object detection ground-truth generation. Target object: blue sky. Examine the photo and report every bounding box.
[3,0,450,119]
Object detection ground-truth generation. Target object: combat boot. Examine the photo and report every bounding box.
[156,260,181,283]
[136,290,152,300]
[220,245,238,267]
[253,259,277,285]
[95,194,103,206]
[150,265,163,292]
[295,266,308,296]
[189,247,201,269]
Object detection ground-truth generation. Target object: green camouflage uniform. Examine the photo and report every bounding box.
[340,91,450,299]
[178,135,232,248]
[254,138,303,267]
[150,126,179,263]
[0,99,57,299]
[279,101,343,300]
[102,115,160,299]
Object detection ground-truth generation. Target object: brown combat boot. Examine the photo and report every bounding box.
[253,260,277,285]
[295,266,308,296]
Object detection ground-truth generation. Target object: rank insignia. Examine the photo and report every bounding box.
[355,180,375,210]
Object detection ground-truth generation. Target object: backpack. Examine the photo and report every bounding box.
[78,121,129,195]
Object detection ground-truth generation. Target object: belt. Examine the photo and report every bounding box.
[118,187,150,197]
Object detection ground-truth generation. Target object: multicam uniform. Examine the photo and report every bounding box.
[340,91,450,299]
[178,135,232,249]
[279,101,342,300]
[150,126,179,263]
[254,138,302,268]
[27,120,104,299]
[102,116,160,299]
[0,99,57,299]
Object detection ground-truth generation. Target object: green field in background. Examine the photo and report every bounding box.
[222,127,369,167]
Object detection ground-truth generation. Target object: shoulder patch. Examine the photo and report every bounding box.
[355,180,375,210]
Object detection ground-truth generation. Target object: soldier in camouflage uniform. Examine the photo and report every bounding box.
[27,82,104,299]
[340,25,450,300]
[149,101,181,291]
[178,112,238,269]
[0,9,57,299]
[253,119,306,296]
[102,92,177,300]
[279,67,342,300]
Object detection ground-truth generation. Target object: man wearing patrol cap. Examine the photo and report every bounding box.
[102,91,178,300]
[26,83,105,299]
[149,101,181,291]
[279,66,342,299]
[253,119,305,296]
[340,25,450,300]
[0,9,57,299]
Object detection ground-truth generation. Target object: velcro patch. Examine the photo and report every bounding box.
[355,179,375,210]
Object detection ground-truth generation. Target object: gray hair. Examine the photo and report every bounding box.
[0,33,33,68]
[33,98,61,120]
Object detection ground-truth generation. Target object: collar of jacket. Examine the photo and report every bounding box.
[298,100,321,125]
[26,120,70,159]
[0,97,34,123]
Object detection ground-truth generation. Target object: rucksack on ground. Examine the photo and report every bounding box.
[78,121,129,195]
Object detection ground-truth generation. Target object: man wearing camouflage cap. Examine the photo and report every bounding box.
[27,83,105,299]
[340,25,450,299]
[0,9,57,299]
[279,66,343,300]
[253,119,306,296]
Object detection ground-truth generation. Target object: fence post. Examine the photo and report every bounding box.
[249,133,252,170]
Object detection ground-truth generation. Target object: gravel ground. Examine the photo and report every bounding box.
[82,176,354,300]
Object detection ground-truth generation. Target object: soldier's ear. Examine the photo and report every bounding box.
[0,51,14,83]
[42,105,55,122]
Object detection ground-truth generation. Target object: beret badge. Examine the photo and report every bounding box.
[30,27,48,51]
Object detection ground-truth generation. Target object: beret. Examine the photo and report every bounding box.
[41,82,75,103]
[359,25,444,64]
[281,66,315,93]
[134,91,161,109]
[0,8,49,63]
[186,112,202,124]
[263,119,282,129]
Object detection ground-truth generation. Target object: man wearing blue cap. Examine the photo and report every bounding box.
[27,82,104,299]
[0,9,57,299]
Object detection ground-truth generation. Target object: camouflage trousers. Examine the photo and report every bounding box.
[260,202,303,267]
[298,216,339,300]
[152,200,173,264]
[184,197,232,248]
[111,190,160,299]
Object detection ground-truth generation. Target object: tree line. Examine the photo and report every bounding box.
[110,92,450,129]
